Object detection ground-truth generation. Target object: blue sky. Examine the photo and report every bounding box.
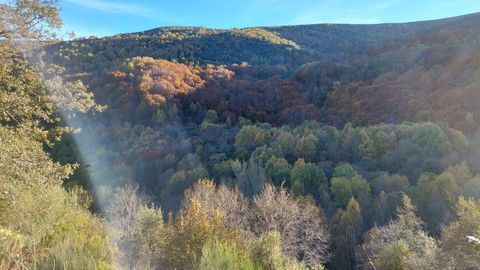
[59,0,480,38]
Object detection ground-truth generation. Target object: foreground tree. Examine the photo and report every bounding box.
[0,1,111,269]
[1,0,103,142]
[440,197,480,269]
[183,179,250,234]
[252,184,330,268]
[360,194,439,270]
[163,195,240,269]
[0,127,112,269]
[0,0,61,40]
[184,180,330,268]
[106,185,164,269]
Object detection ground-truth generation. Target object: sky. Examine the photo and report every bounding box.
[59,0,480,38]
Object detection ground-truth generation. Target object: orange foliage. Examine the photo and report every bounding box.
[129,57,205,106]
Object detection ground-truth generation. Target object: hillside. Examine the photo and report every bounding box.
[45,13,478,68]
[42,12,480,133]
[3,3,480,268]
[38,11,480,210]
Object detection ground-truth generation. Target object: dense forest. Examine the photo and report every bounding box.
[1,0,480,269]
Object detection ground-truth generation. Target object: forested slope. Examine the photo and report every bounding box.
[42,12,480,269]
[2,1,480,268]
[43,12,480,132]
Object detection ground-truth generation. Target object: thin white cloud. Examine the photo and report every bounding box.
[64,0,154,18]
[291,0,403,25]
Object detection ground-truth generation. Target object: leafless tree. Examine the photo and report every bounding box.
[106,184,144,269]
[359,195,440,270]
[231,158,267,197]
[184,180,330,268]
[252,184,330,268]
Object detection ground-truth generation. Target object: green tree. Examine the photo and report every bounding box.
[332,162,359,179]
[200,239,256,270]
[235,125,270,160]
[290,159,327,196]
[330,164,370,209]
[272,130,295,158]
[265,156,292,186]
[372,130,393,158]
[358,129,375,160]
[250,232,311,270]
[294,134,319,162]
[413,164,470,234]
[331,198,362,270]
[330,177,354,208]
[411,123,451,157]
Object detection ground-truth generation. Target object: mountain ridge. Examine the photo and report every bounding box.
[46,11,480,73]
[42,10,480,134]
[132,11,480,36]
